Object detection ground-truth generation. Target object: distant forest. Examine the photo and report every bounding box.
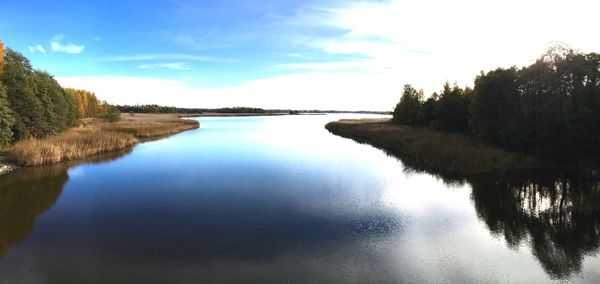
[0,41,111,146]
[117,105,267,114]
[117,105,389,115]
[392,46,600,162]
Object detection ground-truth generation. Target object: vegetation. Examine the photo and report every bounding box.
[214,107,266,113]
[0,41,115,147]
[63,88,110,119]
[8,114,199,166]
[326,119,534,176]
[117,104,204,114]
[101,105,121,122]
[392,46,600,164]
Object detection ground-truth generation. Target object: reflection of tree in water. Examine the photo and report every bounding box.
[0,149,131,259]
[470,173,600,279]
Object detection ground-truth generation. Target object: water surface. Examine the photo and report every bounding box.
[0,115,599,283]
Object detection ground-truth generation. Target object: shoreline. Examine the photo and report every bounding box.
[325,118,539,178]
[1,113,200,171]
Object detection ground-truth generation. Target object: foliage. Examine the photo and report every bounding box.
[63,88,108,119]
[102,106,121,122]
[0,84,14,147]
[392,85,423,126]
[433,83,471,134]
[0,40,4,76]
[117,104,204,114]
[0,43,107,145]
[214,107,266,113]
[471,68,521,150]
[392,46,600,163]
[0,41,14,147]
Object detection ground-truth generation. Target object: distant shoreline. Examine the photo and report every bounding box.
[180,112,289,117]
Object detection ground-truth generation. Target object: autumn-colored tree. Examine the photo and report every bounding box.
[0,40,4,76]
[64,88,104,118]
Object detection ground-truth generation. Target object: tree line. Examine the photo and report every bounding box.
[0,41,111,146]
[393,46,600,162]
[116,105,268,114]
[117,104,204,114]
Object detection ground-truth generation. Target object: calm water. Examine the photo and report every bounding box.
[0,115,599,283]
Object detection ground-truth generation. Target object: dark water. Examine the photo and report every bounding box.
[0,115,599,283]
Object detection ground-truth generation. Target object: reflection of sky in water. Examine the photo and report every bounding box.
[0,114,598,283]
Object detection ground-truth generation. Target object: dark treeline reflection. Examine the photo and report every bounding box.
[0,149,132,259]
[470,173,600,279]
[0,163,68,258]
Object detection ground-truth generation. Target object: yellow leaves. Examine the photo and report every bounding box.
[64,88,104,118]
[0,40,4,76]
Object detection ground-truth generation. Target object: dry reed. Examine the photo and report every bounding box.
[326,118,537,176]
[9,114,199,166]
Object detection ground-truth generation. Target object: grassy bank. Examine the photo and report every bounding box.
[8,113,199,166]
[326,118,537,176]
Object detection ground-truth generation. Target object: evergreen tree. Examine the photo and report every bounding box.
[392,84,423,127]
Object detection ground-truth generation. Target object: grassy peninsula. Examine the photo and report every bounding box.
[7,114,199,166]
[326,118,536,176]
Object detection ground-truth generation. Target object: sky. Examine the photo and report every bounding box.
[1,0,599,111]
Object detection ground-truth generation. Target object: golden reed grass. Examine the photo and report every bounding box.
[9,114,199,166]
[326,119,537,176]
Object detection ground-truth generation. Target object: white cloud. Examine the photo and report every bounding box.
[28,45,46,53]
[50,34,85,54]
[288,0,600,95]
[138,62,191,70]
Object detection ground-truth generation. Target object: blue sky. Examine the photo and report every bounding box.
[1,0,599,110]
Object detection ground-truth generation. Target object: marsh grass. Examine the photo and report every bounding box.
[326,118,537,176]
[9,114,199,166]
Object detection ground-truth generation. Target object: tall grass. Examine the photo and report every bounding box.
[326,119,537,177]
[9,115,199,166]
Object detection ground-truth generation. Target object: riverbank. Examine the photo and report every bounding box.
[325,118,538,177]
[5,113,199,167]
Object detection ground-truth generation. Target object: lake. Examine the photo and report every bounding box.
[0,114,599,283]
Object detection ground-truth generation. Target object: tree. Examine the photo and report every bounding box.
[392,84,423,127]
[0,84,14,147]
[433,83,470,134]
[0,40,13,146]
[471,68,522,150]
[64,88,103,118]
[0,40,4,76]
[102,106,121,122]
[1,49,46,139]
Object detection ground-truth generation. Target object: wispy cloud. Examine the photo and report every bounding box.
[138,62,191,70]
[275,0,600,95]
[50,34,85,54]
[101,53,231,63]
[28,45,46,53]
